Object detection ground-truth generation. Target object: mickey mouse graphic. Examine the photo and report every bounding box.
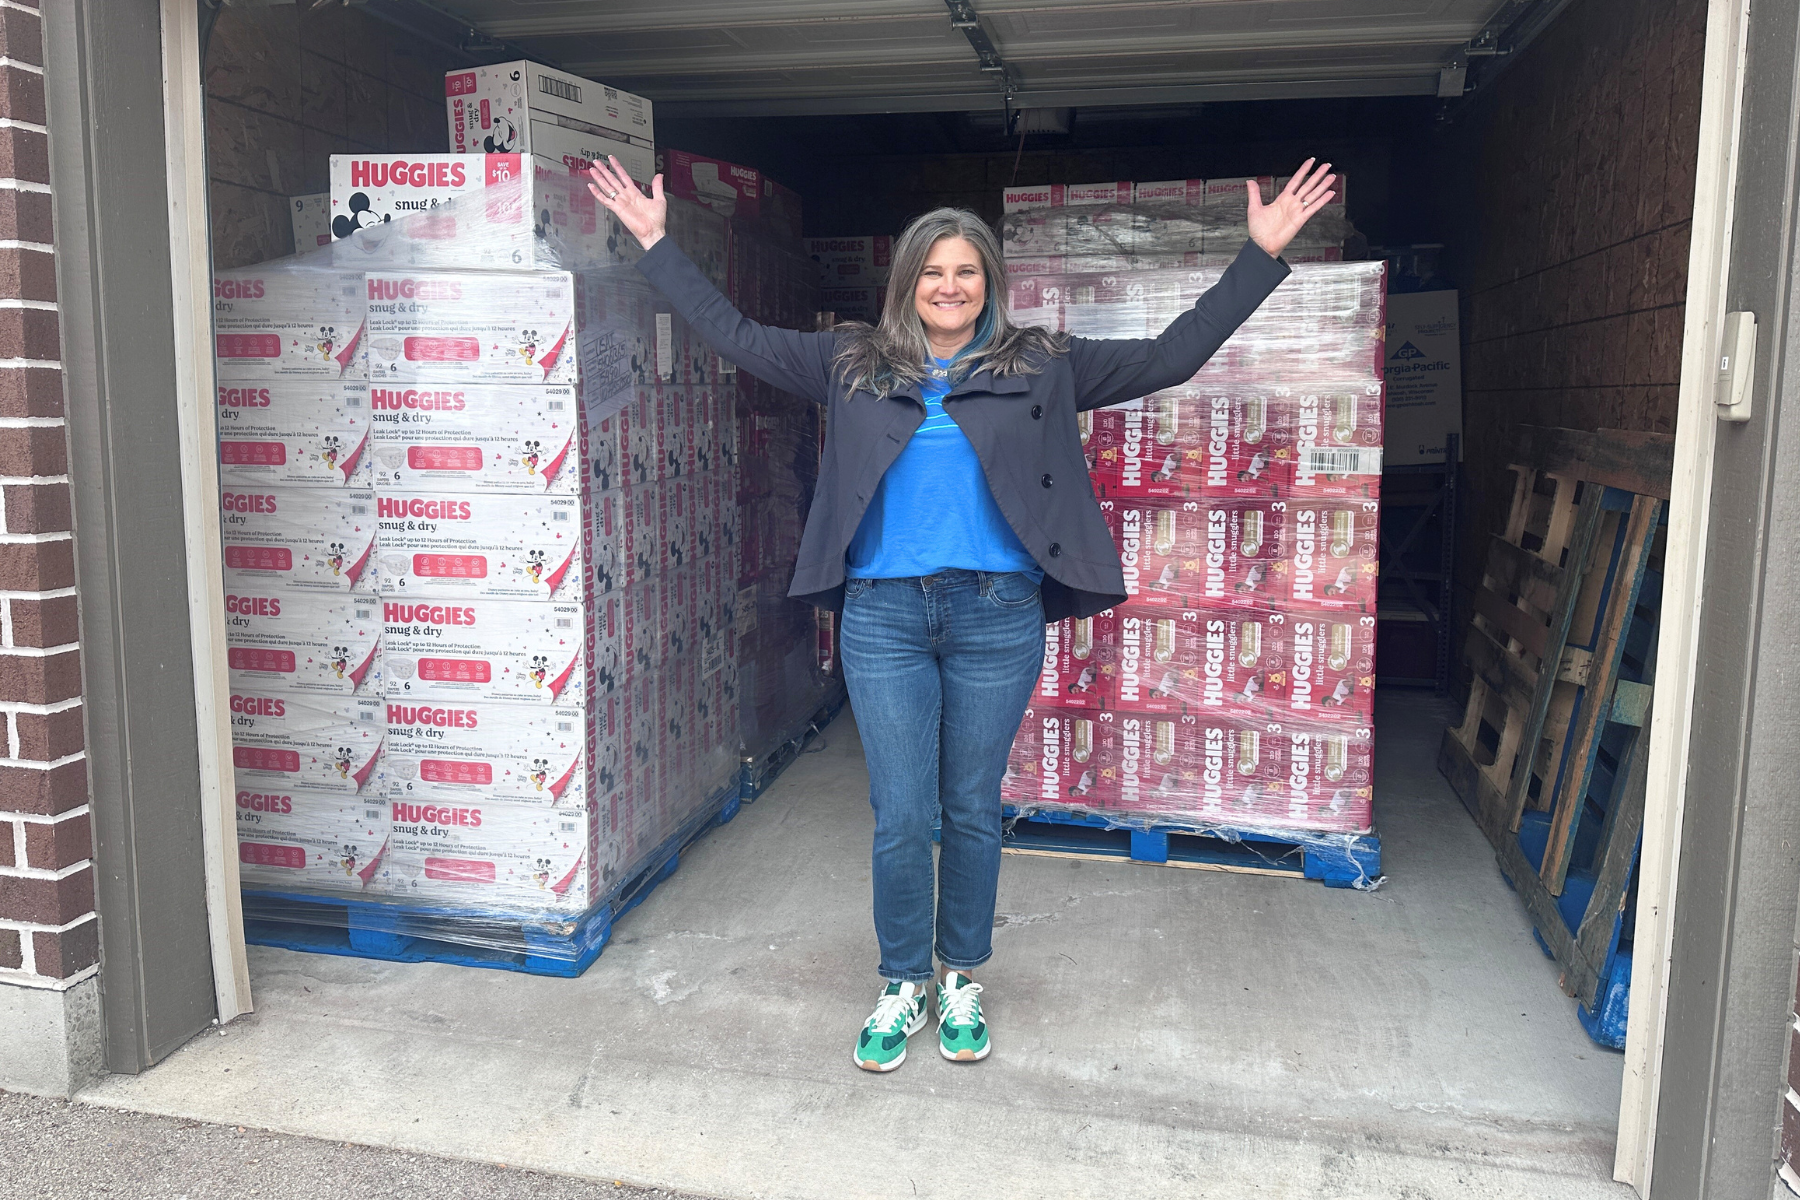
[524,548,548,585]
[696,524,713,558]
[326,542,347,577]
[520,439,543,475]
[532,856,553,889]
[529,757,551,792]
[331,194,386,240]
[315,326,337,362]
[334,745,356,780]
[596,739,620,792]
[518,329,540,366]
[482,114,519,154]
[319,435,343,473]
[339,843,360,877]
[592,543,618,595]
[594,641,621,695]
[592,440,618,490]
[527,654,550,689]
[329,645,351,680]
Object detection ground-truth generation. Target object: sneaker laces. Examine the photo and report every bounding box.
[868,984,920,1033]
[939,977,983,1026]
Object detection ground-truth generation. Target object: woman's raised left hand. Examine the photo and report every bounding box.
[1246,158,1338,260]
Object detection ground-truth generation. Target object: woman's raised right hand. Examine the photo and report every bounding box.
[587,156,666,250]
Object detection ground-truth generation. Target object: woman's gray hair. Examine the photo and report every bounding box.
[832,207,1067,397]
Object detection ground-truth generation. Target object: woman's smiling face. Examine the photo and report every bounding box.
[914,235,987,352]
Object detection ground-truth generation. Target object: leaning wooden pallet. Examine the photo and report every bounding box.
[1438,425,1672,1028]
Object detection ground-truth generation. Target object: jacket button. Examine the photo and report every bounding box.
[1031,405,1043,420]
[1041,474,1053,488]
[1048,543,1062,557]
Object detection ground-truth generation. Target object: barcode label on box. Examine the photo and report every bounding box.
[559,820,577,833]
[552,510,569,521]
[548,400,565,411]
[1300,446,1383,476]
[538,74,581,104]
[355,608,372,620]
[351,504,368,515]
[656,313,673,381]
[555,617,573,629]
[556,721,573,732]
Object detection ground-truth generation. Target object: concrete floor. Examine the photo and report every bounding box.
[81,692,1633,1200]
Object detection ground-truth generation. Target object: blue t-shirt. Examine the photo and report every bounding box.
[845,358,1043,580]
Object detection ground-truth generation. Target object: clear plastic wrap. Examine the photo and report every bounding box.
[998,233,1386,860]
[220,169,817,954]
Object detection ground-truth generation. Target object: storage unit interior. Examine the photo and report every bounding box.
[109,0,1700,1195]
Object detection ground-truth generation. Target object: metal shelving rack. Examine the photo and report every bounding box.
[1377,433,1459,691]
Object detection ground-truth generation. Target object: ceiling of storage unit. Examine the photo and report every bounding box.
[434,0,1515,116]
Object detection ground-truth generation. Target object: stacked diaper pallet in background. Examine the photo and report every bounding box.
[998,178,1385,879]
[213,160,805,965]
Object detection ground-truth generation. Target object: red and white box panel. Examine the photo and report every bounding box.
[381,699,590,806]
[1092,388,1296,501]
[1279,612,1377,727]
[224,588,381,697]
[235,789,389,894]
[364,271,578,387]
[1104,498,1289,610]
[213,266,366,381]
[230,692,384,797]
[1288,386,1386,500]
[220,486,377,595]
[382,598,597,707]
[376,491,584,602]
[1001,707,1122,808]
[216,380,372,489]
[368,383,585,494]
[1034,608,1117,712]
[1286,502,1380,613]
[382,795,599,913]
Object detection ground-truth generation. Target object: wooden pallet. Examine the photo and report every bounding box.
[1438,425,1670,1010]
[1000,808,1382,889]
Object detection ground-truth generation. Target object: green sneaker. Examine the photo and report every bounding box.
[936,972,990,1062]
[854,981,928,1072]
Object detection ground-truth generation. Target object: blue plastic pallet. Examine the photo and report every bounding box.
[243,784,742,978]
[740,681,848,802]
[1001,807,1382,890]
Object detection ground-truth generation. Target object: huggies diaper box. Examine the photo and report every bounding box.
[213,267,366,380]
[376,491,584,602]
[1102,498,1290,611]
[364,271,579,386]
[225,588,382,697]
[368,383,585,494]
[235,788,389,893]
[219,487,378,595]
[381,700,590,806]
[382,795,598,913]
[230,692,384,796]
[382,597,594,707]
[216,380,372,489]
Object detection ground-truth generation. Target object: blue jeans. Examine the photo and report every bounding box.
[839,569,1045,983]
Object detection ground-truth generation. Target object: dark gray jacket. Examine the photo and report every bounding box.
[635,236,1291,622]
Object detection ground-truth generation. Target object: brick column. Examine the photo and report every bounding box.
[0,0,97,1004]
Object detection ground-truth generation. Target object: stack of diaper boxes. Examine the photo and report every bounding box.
[217,162,742,925]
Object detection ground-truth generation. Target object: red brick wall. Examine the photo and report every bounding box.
[0,0,96,990]
[1442,0,1705,650]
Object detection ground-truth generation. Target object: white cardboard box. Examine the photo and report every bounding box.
[528,120,654,186]
[381,699,590,806]
[1383,289,1461,466]
[382,795,597,912]
[364,270,579,386]
[328,154,641,272]
[368,383,584,494]
[225,588,382,697]
[445,60,653,152]
[382,597,595,707]
[375,490,585,602]
[289,192,331,253]
[235,787,390,894]
[213,267,366,380]
[804,236,893,286]
[230,691,384,796]
[216,379,371,489]
[219,486,378,594]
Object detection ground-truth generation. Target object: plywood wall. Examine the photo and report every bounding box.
[203,4,459,268]
[1438,0,1706,666]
